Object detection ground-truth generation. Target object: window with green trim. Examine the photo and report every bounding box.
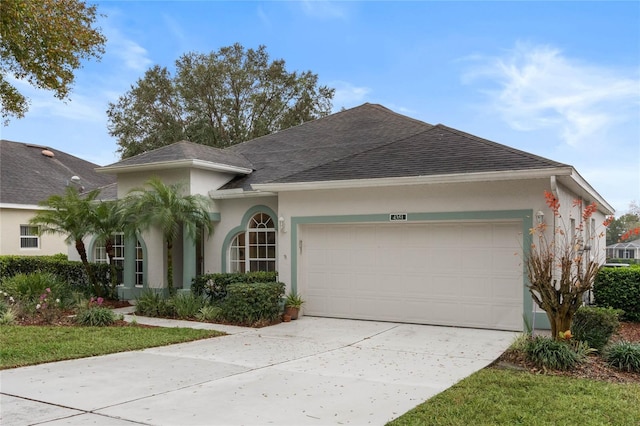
[229,213,276,272]
[94,233,145,285]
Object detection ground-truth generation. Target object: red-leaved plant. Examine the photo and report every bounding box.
[526,191,612,340]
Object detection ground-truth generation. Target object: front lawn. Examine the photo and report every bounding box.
[0,325,223,369]
[388,368,640,426]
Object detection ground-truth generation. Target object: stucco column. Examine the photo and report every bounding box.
[182,225,196,291]
[117,235,137,300]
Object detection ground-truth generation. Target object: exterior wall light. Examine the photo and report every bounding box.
[536,211,545,225]
[278,216,286,233]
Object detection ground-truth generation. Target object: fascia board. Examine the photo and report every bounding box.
[0,203,50,210]
[208,189,278,200]
[97,159,252,175]
[251,167,574,192]
[559,169,615,215]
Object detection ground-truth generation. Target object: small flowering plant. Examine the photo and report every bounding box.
[32,287,64,324]
[88,296,105,308]
[527,191,612,341]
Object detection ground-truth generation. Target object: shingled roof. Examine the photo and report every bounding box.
[273,124,568,184]
[219,103,568,190]
[102,140,253,171]
[222,103,433,190]
[0,140,115,206]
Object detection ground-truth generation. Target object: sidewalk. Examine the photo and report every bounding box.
[111,306,255,334]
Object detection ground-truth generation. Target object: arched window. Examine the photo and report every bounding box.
[94,233,145,285]
[229,213,276,273]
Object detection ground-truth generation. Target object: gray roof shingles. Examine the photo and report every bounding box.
[103,140,253,170]
[0,140,116,205]
[221,103,567,189]
[274,124,568,183]
[222,103,435,190]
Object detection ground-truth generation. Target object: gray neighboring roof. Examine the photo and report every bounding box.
[607,239,640,249]
[0,140,116,206]
[222,103,434,190]
[274,124,568,184]
[102,140,253,171]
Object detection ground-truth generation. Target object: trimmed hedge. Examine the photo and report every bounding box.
[0,255,110,297]
[191,271,278,302]
[594,266,640,321]
[222,281,285,326]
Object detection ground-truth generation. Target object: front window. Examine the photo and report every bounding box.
[20,225,39,249]
[94,233,144,285]
[229,213,276,273]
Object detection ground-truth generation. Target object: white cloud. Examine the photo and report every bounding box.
[463,43,639,147]
[104,27,153,72]
[330,80,371,110]
[3,73,106,123]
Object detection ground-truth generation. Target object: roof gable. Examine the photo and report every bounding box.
[0,140,116,206]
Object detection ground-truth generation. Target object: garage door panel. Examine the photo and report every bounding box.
[301,221,523,331]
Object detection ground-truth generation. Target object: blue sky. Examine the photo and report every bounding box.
[2,1,639,214]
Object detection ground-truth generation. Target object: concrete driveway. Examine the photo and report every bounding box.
[0,317,516,426]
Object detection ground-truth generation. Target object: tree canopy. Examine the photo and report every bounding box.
[107,43,335,158]
[0,0,106,123]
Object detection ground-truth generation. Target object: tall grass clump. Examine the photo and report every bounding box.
[525,336,584,370]
[603,341,640,372]
[135,289,175,317]
[173,292,204,319]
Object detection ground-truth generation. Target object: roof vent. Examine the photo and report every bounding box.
[41,149,55,158]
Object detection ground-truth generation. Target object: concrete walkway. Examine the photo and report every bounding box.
[0,315,516,426]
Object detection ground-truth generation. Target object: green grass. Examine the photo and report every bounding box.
[0,325,224,369]
[388,368,640,426]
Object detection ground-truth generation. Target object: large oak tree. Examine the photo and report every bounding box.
[107,43,334,158]
[0,0,106,123]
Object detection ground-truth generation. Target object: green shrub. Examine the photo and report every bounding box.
[75,307,117,326]
[603,341,640,372]
[135,290,175,318]
[222,281,285,326]
[525,336,583,370]
[0,272,74,307]
[173,292,204,319]
[571,306,622,351]
[594,267,640,321]
[192,271,278,302]
[0,255,112,298]
[196,305,222,322]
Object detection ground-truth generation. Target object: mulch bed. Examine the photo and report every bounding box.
[493,321,640,384]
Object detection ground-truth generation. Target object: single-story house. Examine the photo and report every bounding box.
[0,140,115,256]
[606,239,640,262]
[86,103,612,331]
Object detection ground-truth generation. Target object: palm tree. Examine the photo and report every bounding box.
[89,200,124,298]
[30,187,102,294]
[124,177,213,295]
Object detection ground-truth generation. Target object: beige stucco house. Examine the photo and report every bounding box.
[83,103,613,332]
[0,140,115,256]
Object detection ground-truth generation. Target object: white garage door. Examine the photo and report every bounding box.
[300,221,523,331]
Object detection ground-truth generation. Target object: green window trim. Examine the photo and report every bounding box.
[221,205,278,273]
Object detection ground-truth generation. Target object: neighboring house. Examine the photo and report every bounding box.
[606,239,640,262]
[92,103,613,332]
[0,140,115,256]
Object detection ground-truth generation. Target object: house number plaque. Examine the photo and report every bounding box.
[389,213,407,222]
